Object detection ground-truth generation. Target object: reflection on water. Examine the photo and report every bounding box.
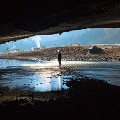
[0,59,120,92]
[0,67,68,92]
[0,59,46,68]
[76,61,120,86]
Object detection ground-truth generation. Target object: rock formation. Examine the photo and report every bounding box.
[0,0,120,44]
[89,46,103,54]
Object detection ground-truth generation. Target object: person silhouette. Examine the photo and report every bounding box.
[57,50,61,66]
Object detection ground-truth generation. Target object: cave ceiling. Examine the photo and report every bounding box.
[0,0,120,44]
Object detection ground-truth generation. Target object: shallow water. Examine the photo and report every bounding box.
[75,61,120,86]
[0,59,120,92]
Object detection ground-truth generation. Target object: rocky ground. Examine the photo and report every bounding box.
[0,76,120,120]
[0,45,120,62]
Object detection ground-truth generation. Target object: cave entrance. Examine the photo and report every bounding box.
[0,28,120,92]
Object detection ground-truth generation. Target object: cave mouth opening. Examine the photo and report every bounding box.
[0,28,120,96]
[0,28,120,53]
[0,28,120,63]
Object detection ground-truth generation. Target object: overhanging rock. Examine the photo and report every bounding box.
[0,0,120,44]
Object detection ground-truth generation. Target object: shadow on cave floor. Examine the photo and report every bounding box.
[0,78,120,120]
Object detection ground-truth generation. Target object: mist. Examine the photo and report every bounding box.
[32,35,41,48]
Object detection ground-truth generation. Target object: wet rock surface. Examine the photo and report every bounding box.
[0,59,120,119]
[0,76,120,120]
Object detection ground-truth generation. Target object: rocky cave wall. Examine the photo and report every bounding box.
[0,0,120,44]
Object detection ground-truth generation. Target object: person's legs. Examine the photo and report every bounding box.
[58,59,61,66]
[59,60,61,66]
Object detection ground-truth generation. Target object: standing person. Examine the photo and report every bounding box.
[57,50,62,66]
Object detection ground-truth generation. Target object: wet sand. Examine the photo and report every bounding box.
[0,64,120,120]
[0,44,120,119]
[0,78,120,120]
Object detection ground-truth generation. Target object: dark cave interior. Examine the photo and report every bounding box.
[0,0,120,44]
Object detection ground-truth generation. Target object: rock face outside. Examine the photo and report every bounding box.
[89,46,103,54]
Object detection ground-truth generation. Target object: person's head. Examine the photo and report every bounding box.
[57,50,60,52]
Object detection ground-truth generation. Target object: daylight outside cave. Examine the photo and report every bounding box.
[0,28,120,90]
[0,28,120,120]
